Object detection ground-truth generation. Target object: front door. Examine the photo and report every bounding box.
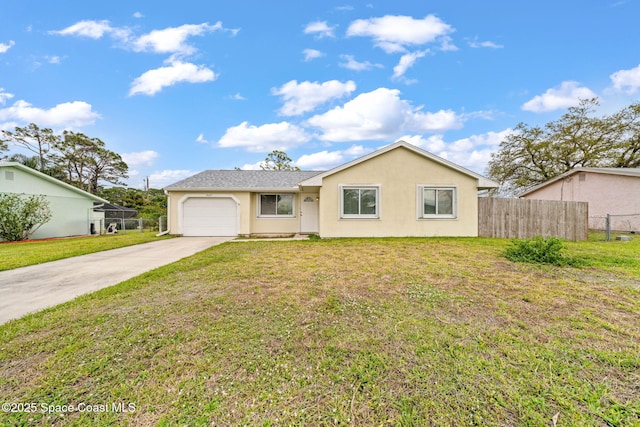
[300,193,319,234]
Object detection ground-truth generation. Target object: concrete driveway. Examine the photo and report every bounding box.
[0,236,232,325]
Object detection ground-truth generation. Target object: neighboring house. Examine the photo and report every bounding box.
[519,167,640,231]
[164,141,498,238]
[0,162,108,240]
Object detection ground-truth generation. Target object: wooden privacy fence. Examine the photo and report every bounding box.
[478,197,588,241]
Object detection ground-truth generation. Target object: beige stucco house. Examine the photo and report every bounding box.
[519,167,640,231]
[0,162,108,240]
[164,141,499,238]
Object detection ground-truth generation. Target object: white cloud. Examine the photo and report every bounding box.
[295,150,345,170]
[129,60,217,96]
[148,169,196,188]
[0,40,15,53]
[399,129,511,173]
[398,134,447,153]
[47,56,62,64]
[338,54,383,71]
[237,161,262,170]
[610,64,640,93]
[468,37,504,49]
[52,20,114,39]
[122,150,158,167]
[304,21,336,38]
[54,20,233,95]
[521,81,597,113]
[295,144,372,170]
[439,36,458,52]
[307,88,462,142]
[303,48,324,61]
[229,93,246,101]
[53,20,237,57]
[347,14,454,53]
[393,50,429,80]
[217,121,311,152]
[196,133,209,144]
[133,12,144,19]
[0,99,100,127]
[51,20,131,42]
[0,89,14,105]
[132,22,223,56]
[272,80,356,116]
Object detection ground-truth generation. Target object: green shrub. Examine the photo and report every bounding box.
[503,236,579,266]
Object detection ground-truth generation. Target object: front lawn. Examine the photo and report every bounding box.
[1,237,638,426]
[0,232,173,271]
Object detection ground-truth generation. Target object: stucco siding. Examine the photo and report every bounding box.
[249,193,302,235]
[31,196,93,239]
[318,147,480,238]
[522,172,640,230]
[1,165,97,239]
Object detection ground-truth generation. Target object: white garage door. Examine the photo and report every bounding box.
[182,197,238,236]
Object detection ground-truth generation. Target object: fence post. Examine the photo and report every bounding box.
[606,214,611,242]
[139,218,143,232]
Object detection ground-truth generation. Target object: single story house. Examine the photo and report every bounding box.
[164,141,498,238]
[519,167,640,231]
[0,162,108,240]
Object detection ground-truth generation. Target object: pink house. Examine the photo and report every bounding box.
[519,168,640,232]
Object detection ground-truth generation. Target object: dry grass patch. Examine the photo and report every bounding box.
[1,237,639,426]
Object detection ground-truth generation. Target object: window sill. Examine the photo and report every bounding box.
[340,216,380,220]
[419,216,458,220]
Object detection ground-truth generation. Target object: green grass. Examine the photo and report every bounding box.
[1,237,639,426]
[0,232,173,271]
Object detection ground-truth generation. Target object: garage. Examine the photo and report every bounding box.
[182,197,238,236]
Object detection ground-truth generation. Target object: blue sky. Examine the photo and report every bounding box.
[2,0,640,189]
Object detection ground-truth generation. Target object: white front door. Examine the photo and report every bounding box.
[300,193,319,234]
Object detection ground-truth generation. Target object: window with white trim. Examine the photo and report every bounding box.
[340,186,379,218]
[259,194,294,217]
[419,186,456,218]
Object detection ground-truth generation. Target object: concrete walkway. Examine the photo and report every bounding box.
[0,237,232,325]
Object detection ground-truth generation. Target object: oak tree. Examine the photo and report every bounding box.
[487,98,640,195]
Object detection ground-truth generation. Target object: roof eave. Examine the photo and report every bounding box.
[1,162,109,203]
[164,186,303,192]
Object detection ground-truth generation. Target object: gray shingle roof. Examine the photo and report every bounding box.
[164,170,324,190]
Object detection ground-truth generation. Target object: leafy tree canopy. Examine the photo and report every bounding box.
[98,187,167,218]
[487,98,640,195]
[1,123,128,195]
[260,150,300,171]
[0,123,59,173]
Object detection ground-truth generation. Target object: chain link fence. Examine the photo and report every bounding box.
[89,217,167,235]
[590,214,640,241]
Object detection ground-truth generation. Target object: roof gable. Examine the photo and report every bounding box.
[299,140,498,189]
[0,162,108,203]
[519,167,640,197]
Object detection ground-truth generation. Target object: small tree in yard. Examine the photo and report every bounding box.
[0,193,52,241]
